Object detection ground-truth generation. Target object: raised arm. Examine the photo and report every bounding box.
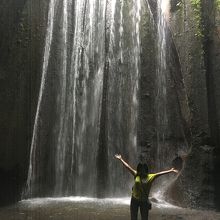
[115,154,137,176]
[155,168,178,178]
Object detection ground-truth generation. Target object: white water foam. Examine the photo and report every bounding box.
[20,196,180,209]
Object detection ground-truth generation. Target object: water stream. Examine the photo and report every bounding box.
[25,0,58,198]
[24,0,141,198]
[23,0,187,204]
[155,0,169,170]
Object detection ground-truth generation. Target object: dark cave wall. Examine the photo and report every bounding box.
[200,0,220,209]
[203,0,220,209]
[138,1,157,165]
[138,0,220,210]
[169,0,220,209]
[170,0,209,138]
[0,0,48,205]
[138,0,190,171]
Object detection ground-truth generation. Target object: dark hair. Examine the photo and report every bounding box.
[136,163,149,177]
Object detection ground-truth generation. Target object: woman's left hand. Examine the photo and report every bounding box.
[170,168,179,173]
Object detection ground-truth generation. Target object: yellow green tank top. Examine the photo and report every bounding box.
[132,174,157,201]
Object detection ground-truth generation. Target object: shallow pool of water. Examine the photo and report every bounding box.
[0,197,219,220]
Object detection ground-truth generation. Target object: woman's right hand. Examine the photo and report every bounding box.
[115,154,122,160]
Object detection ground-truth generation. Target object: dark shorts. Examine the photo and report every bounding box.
[130,197,151,220]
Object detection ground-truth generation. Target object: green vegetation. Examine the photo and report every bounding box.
[190,0,203,37]
[216,0,220,10]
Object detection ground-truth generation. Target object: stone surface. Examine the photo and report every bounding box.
[0,0,48,205]
[169,0,220,209]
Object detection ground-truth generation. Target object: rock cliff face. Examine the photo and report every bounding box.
[0,0,220,210]
[0,0,48,205]
[167,0,220,209]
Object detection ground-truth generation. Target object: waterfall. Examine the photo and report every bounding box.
[24,0,140,198]
[143,0,189,171]
[24,0,58,198]
[54,0,68,195]
[67,0,107,197]
[107,0,140,196]
[155,0,170,170]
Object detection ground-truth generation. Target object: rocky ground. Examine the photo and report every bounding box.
[0,197,219,220]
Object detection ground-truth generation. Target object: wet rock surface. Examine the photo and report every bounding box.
[169,0,220,209]
[0,0,48,206]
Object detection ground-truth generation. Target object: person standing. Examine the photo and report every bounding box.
[115,154,178,220]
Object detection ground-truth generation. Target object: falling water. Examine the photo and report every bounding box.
[155,0,170,170]
[54,0,68,195]
[25,0,58,197]
[24,0,141,198]
[107,0,140,196]
[141,0,190,204]
[68,0,107,196]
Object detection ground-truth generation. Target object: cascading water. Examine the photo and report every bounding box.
[151,0,189,201]
[55,0,68,195]
[24,0,141,198]
[155,0,170,170]
[107,0,140,196]
[66,0,107,197]
[25,0,58,198]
